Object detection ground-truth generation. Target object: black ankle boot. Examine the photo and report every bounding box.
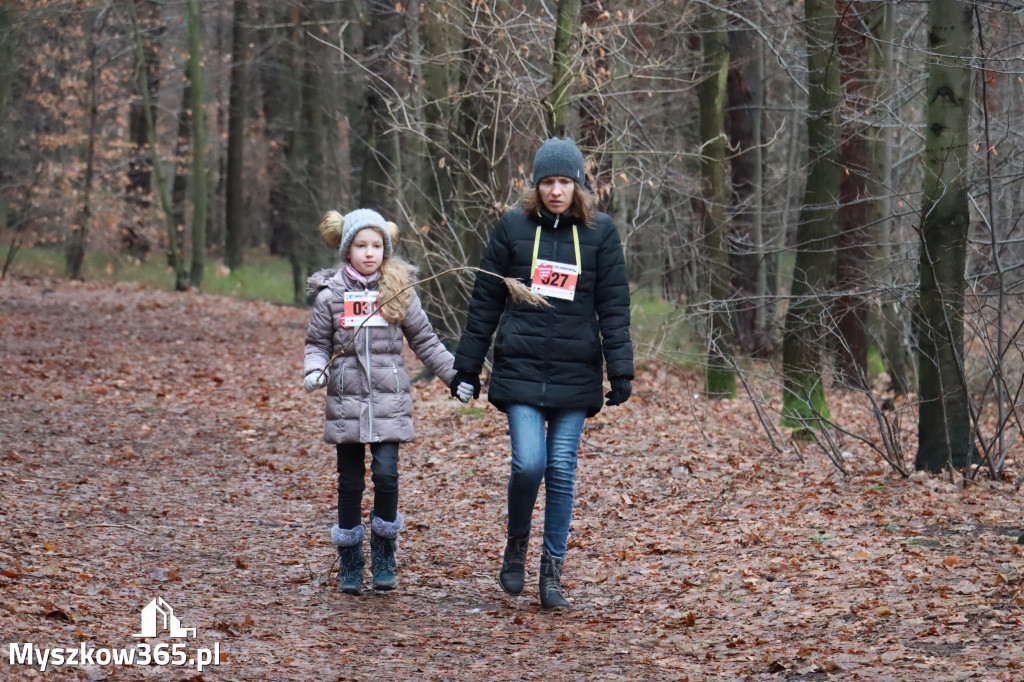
[369,511,403,591]
[539,551,570,610]
[499,529,530,595]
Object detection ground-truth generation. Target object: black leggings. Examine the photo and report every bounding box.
[336,442,400,529]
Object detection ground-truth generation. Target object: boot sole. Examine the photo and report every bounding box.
[338,585,362,595]
[372,582,397,591]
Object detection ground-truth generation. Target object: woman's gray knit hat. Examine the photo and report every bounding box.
[531,137,592,191]
[338,208,392,259]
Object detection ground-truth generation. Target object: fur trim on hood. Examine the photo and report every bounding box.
[307,268,339,297]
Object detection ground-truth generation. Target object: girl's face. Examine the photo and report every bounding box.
[347,228,385,276]
[538,176,575,215]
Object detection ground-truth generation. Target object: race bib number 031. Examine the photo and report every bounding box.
[531,259,579,301]
[341,290,387,328]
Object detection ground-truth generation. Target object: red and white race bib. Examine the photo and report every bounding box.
[341,290,387,328]
[531,259,579,301]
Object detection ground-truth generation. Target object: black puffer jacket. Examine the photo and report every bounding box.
[454,206,634,417]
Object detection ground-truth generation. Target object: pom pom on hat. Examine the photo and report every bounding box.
[318,209,395,259]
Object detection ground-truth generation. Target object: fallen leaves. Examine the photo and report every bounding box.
[1,278,1022,681]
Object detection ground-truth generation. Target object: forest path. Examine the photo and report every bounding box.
[1,277,1021,681]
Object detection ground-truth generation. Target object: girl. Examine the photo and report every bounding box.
[450,137,634,609]
[304,208,458,595]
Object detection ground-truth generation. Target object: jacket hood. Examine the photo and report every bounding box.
[307,268,338,297]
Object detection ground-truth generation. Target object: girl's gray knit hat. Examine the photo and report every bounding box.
[339,208,393,259]
[531,137,592,191]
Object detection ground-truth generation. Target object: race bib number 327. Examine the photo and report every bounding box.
[341,290,387,328]
[531,259,579,301]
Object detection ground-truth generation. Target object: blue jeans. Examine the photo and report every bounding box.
[506,405,587,557]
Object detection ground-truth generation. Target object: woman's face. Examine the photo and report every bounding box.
[538,176,575,215]
[347,228,385,276]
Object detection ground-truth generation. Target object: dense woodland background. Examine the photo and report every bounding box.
[2,0,1023,478]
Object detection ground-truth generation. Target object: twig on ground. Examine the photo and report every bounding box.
[66,523,156,535]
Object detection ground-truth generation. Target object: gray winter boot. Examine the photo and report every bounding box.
[369,511,403,591]
[331,525,365,595]
[498,528,530,595]
[539,551,571,610]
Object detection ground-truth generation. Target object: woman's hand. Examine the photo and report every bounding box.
[605,377,632,406]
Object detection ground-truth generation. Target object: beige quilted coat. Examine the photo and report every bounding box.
[304,267,457,444]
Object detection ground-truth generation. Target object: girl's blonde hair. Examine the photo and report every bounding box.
[318,210,412,323]
[521,180,597,226]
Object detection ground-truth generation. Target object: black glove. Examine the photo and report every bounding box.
[449,371,480,400]
[605,377,632,406]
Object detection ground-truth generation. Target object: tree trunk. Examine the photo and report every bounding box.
[916,0,976,472]
[579,0,612,212]
[356,0,399,217]
[699,0,736,399]
[833,2,870,388]
[124,1,161,259]
[865,2,908,394]
[66,8,103,280]
[781,0,841,430]
[171,82,191,288]
[725,0,765,355]
[224,0,249,270]
[0,6,17,233]
[548,0,580,137]
[128,0,185,290]
[187,0,207,289]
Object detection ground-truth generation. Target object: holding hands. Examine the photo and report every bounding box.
[303,370,328,392]
[449,371,481,403]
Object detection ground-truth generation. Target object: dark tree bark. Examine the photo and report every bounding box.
[833,1,871,388]
[916,0,977,472]
[224,0,250,270]
[726,0,771,357]
[187,0,207,289]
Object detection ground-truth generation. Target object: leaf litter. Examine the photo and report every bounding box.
[1,278,1022,680]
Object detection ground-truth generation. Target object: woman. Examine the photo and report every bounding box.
[450,137,634,609]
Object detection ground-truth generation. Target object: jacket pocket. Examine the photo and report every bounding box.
[333,361,344,394]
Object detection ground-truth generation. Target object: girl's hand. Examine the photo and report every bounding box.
[303,371,328,392]
[449,371,480,402]
[456,382,475,403]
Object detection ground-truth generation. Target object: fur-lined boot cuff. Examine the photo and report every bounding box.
[331,524,365,548]
[370,511,404,539]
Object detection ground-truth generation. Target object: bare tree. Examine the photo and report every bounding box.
[781,0,842,431]
[699,0,736,398]
[915,0,976,472]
